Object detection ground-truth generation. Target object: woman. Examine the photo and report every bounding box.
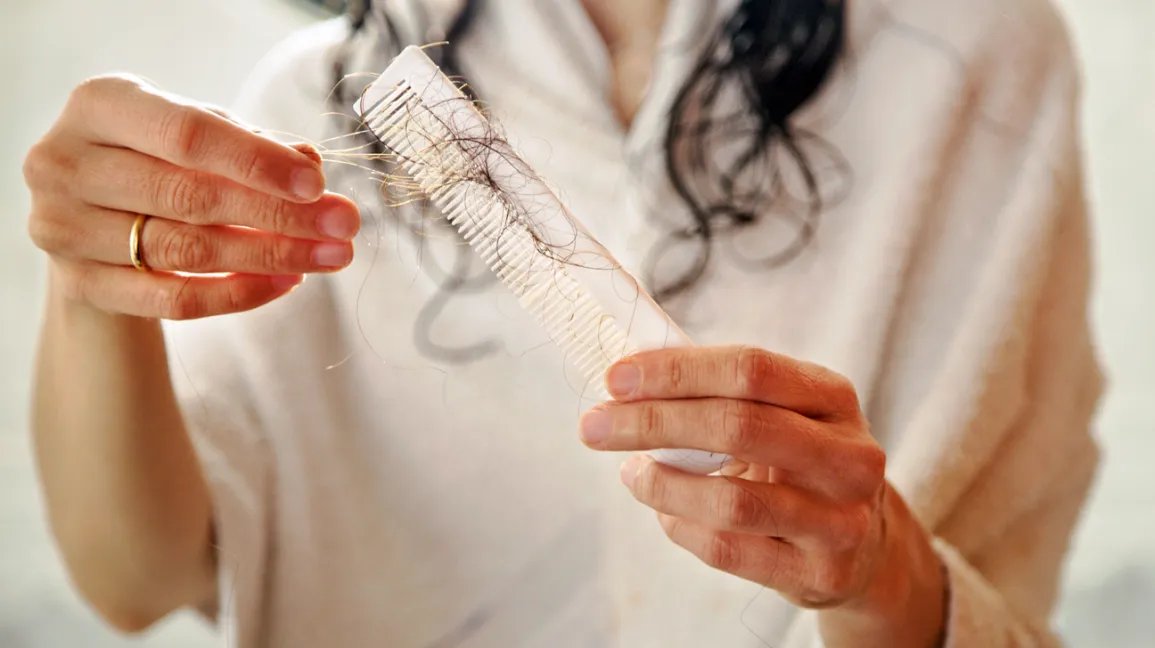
[23,0,1103,646]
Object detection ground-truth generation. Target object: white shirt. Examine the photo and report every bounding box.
[166,1,1103,646]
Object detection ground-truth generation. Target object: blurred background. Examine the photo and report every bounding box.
[0,0,1151,646]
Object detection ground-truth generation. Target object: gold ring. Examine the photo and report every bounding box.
[129,214,149,271]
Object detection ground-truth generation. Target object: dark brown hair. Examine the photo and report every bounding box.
[332,0,845,359]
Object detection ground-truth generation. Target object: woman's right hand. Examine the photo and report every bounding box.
[24,74,360,319]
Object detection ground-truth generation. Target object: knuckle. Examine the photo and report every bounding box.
[160,283,204,321]
[66,74,146,121]
[810,563,856,605]
[221,278,255,313]
[834,502,873,550]
[828,372,861,414]
[25,215,49,250]
[162,173,218,221]
[794,368,827,398]
[26,213,71,254]
[158,226,214,271]
[634,460,665,505]
[67,76,113,107]
[658,514,682,540]
[67,77,101,105]
[261,198,294,234]
[854,445,887,488]
[761,539,790,587]
[766,489,799,536]
[637,403,664,446]
[260,238,299,271]
[719,485,765,530]
[73,73,141,99]
[229,145,268,185]
[22,142,73,192]
[662,354,688,393]
[734,346,774,397]
[720,400,762,455]
[21,143,51,189]
[701,533,742,572]
[61,74,143,135]
[156,106,208,161]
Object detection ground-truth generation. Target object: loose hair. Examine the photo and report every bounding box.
[331,0,845,359]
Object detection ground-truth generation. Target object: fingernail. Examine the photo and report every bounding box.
[606,362,641,398]
[271,274,302,291]
[620,454,644,489]
[312,242,352,268]
[293,142,323,165]
[290,167,325,201]
[579,408,613,446]
[317,205,359,240]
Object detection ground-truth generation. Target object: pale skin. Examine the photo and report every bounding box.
[26,79,361,630]
[26,0,944,644]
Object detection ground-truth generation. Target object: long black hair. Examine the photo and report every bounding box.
[332,0,845,359]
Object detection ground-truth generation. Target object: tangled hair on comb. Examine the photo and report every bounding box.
[332,0,846,359]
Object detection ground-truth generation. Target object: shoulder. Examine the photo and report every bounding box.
[862,0,1082,138]
[883,0,1075,60]
[946,0,1078,89]
[902,0,1079,84]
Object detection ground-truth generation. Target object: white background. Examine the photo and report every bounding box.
[1,1,1151,645]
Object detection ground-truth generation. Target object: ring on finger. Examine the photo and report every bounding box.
[129,213,149,271]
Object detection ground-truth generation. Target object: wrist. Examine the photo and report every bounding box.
[818,485,947,648]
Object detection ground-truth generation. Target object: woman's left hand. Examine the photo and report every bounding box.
[579,346,947,648]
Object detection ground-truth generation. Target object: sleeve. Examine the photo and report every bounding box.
[166,316,273,647]
[866,2,1105,645]
[931,171,1103,646]
[164,18,353,644]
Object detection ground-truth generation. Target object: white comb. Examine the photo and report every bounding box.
[355,46,730,475]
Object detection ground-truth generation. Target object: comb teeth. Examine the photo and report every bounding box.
[367,85,632,392]
[357,46,732,474]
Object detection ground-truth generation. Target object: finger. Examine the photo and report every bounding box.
[620,454,845,543]
[45,206,352,273]
[585,398,887,499]
[203,103,318,162]
[291,142,324,166]
[203,104,257,131]
[76,145,359,240]
[580,397,839,471]
[202,107,323,168]
[718,460,753,478]
[655,513,809,595]
[54,260,303,320]
[656,513,862,608]
[711,460,771,482]
[605,346,860,419]
[70,76,325,202]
